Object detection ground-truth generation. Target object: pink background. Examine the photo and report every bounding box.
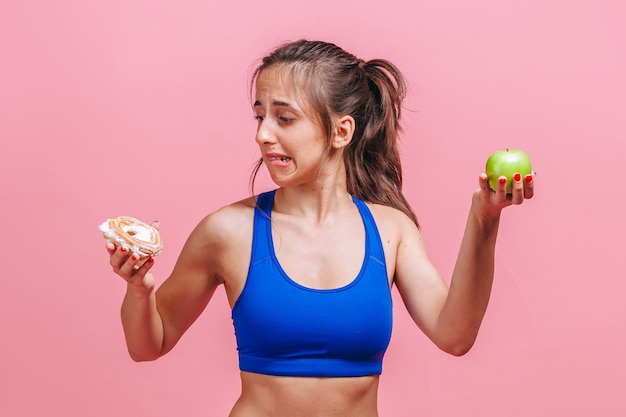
[1,0,625,416]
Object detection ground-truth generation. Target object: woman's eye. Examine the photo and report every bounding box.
[253,114,293,123]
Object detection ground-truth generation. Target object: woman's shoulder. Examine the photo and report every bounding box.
[365,201,418,228]
[174,196,257,289]
[169,197,253,255]
[363,201,421,244]
[194,195,257,238]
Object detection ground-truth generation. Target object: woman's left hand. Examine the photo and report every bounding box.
[473,172,535,220]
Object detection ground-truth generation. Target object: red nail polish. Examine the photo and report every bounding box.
[514,173,521,182]
[525,174,533,183]
[131,254,138,261]
[149,257,155,264]
[499,177,507,185]
[120,246,127,252]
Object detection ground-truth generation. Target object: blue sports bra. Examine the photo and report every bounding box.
[231,190,393,377]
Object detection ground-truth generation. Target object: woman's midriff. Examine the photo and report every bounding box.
[228,371,380,417]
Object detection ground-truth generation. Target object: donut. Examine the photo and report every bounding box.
[99,216,163,259]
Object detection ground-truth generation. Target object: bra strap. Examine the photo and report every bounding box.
[351,196,386,264]
[251,190,276,263]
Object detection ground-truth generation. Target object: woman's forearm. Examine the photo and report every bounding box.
[120,285,164,361]
[437,207,501,355]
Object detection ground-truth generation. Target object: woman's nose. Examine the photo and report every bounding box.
[255,121,277,145]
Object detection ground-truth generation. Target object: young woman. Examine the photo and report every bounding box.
[106,39,535,417]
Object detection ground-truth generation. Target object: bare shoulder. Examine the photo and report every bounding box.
[193,196,257,242]
[365,202,420,242]
[362,202,425,281]
[174,196,257,273]
[158,196,257,309]
[184,196,257,287]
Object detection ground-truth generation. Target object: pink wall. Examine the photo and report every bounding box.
[2,0,625,415]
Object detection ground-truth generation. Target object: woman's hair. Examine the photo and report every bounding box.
[250,39,418,226]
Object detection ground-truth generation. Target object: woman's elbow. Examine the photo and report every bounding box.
[128,349,162,362]
[436,336,476,357]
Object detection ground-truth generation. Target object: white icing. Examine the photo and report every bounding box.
[121,224,152,242]
[99,219,161,257]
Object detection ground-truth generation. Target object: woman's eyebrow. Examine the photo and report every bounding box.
[253,100,296,109]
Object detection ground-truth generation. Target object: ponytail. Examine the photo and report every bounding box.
[344,59,418,226]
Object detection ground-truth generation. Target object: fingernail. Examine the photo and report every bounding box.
[131,254,139,261]
[499,177,507,185]
[514,173,521,182]
[149,257,155,264]
[525,174,533,183]
[120,246,128,252]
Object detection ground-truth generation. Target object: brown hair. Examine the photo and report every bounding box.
[250,39,418,226]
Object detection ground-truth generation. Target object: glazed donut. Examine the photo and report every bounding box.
[99,216,163,259]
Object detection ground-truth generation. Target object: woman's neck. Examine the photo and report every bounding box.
[273,184,353,224]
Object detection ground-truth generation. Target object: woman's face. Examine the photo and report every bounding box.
[253,68,327,187]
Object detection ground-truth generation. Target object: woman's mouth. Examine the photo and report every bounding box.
[267,155,292,163]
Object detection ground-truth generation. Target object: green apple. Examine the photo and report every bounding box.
[485,149,532,193]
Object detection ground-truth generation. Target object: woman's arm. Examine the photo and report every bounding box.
[108,210,234,362]
[107,236,166,361]
[395,173,534,355]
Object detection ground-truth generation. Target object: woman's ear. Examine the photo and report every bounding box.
[331,115,355,149]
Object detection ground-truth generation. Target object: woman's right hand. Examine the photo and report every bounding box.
[105,221,159,294]
[105,243,155,292]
